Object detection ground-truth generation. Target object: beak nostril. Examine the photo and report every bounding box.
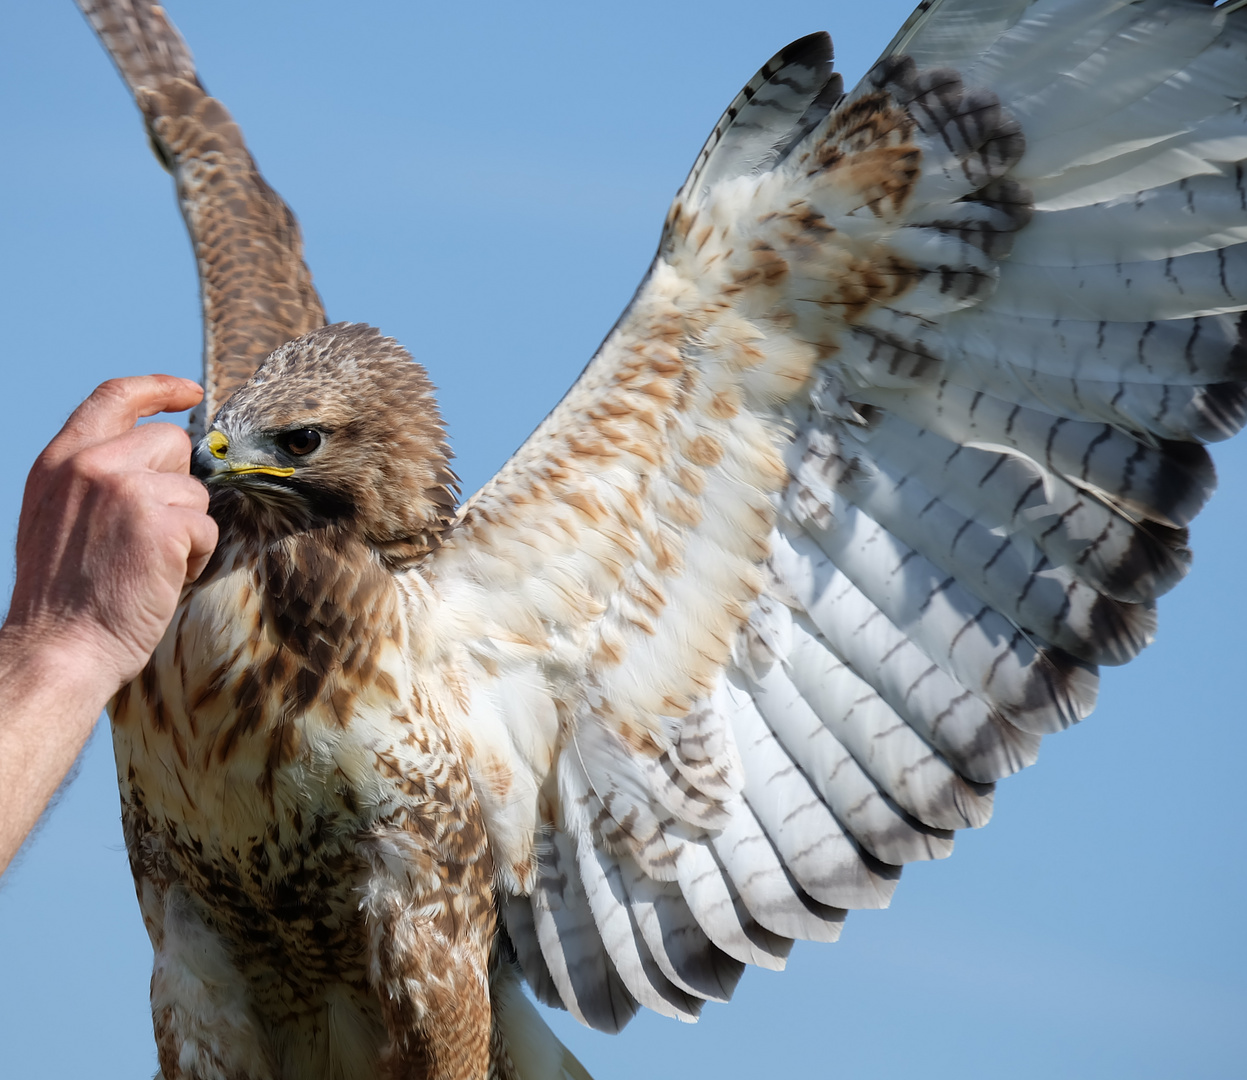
[207,431,230,460]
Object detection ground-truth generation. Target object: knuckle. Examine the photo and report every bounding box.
[77,453,142,500]
[92,378,134,407]
[152,422,193,455]
[64,447,104,483]
[29,446,58,480]
[100,469,136,502]
[168,471,208,501]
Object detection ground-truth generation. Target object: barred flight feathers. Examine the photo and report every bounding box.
[75,0,326,434]
[425,0,1247,1031]
[68,0,1247,1076]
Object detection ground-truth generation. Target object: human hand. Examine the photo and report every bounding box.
[4,376,219,690]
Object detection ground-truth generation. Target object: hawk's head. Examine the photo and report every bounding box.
[192,323,459,568]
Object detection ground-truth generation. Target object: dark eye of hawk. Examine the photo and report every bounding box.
[279,429,322,457]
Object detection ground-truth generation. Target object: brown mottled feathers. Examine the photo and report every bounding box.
[209,324,460,570]
[83,1,1247,1078]
[75,0,326,431]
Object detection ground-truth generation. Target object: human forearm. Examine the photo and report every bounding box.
[0,626,119,874]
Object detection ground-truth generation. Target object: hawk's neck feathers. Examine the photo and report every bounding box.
[84,0,1247,1074]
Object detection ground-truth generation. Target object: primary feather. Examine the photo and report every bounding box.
[436,0,1247,1033]
[75,0,325,434]
[79,0,1247,1076]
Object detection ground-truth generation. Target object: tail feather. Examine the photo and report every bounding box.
[492,964,595,1080]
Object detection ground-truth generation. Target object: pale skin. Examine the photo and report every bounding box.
[0,376,218,876]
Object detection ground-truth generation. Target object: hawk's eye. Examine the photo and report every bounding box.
[279,429,322,457]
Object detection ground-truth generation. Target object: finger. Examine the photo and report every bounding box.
[169,506,219,583]
[48,376,204,460]
[147,471,211,513]
[132,376,204,420]
[64,424,193,492]
[107,420,196,475]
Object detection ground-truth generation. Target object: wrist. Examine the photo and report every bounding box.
[0,618,125,718]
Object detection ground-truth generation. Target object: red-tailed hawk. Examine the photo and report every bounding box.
[76,1,1247,1077]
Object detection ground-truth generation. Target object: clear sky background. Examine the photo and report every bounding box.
[1,3,1245,1078]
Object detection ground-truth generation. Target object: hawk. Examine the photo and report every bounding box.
[76,1,1247,1078]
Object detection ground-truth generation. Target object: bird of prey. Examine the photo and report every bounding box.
[75,1,1247,1078]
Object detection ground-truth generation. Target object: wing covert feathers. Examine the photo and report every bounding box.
[430,0,1247,1032]
[76,0,326,433]
[85,0,1241,1039]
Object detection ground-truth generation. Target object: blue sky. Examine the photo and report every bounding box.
[1,3,1244,1078]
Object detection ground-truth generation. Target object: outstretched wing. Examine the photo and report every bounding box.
[76,0,326,433]
[425,0,1247,1030]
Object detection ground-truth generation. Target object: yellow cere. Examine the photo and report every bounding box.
[206,431,229,460]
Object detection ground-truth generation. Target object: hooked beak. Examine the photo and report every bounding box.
[192,430,295,483]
